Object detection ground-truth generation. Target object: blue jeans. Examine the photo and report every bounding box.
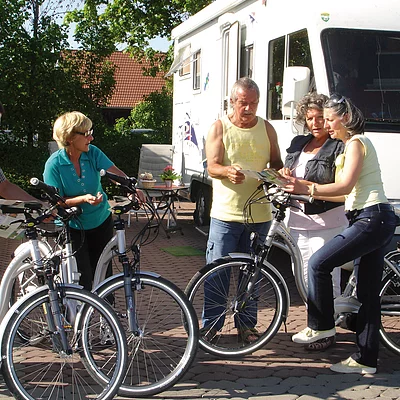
[307,204,396,367]
[203,218,270,330]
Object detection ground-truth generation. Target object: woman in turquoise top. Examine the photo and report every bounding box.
[44,111,129,290]
[283,95,397,374]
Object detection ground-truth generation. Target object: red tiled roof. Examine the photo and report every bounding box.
[107,51,166,109]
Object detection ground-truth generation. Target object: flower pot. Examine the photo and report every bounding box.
[164,179,173,188]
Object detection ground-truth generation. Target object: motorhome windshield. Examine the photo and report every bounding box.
[321,28,400,132]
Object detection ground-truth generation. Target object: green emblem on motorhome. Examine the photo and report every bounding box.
[321,12,330,22]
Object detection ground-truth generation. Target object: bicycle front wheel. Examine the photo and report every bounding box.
[380,273,400,355]
[185,256,288,357]
[96,273,199,397]
[1,286,127,400]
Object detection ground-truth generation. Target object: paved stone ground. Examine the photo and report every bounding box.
[0,200,400,399]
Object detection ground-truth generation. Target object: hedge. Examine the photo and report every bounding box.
[0,131,167,199]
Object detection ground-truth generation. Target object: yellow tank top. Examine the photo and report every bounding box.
[210,115,272,223]
[335,135,387,211]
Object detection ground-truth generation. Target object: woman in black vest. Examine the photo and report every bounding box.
[280,92,346,350]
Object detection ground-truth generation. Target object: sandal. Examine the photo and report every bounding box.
[238,327,260,344]
[304,335,336,351]
[200,326,218,342]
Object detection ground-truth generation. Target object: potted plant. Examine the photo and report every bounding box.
[160,165,181,188]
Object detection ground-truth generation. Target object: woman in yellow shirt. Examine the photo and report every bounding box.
[284,94,397,374]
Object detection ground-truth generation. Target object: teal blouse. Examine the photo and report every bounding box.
[43,145,113,230]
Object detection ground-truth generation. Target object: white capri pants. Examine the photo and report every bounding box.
[290,226,352,298]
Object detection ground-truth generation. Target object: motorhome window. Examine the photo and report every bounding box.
[267,30,313,120]
[267,36,285,120]
[240,45,254,78]
[193,50,201,90]
[322,28,400,132]
[179,58,191,77]
[288,30,313,84]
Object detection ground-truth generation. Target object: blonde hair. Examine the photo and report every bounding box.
[53,111,92,149]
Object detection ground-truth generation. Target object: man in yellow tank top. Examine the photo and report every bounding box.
[202,77,283,343]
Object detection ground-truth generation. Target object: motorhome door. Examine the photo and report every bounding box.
[221,21,240,115]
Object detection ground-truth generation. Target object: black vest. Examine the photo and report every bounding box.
[284,135,345,215]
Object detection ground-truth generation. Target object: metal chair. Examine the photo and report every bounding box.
[128,144,174,227]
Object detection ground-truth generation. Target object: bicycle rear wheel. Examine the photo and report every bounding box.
[96,273,199,397]
[185,256,288,357]
[1,286,127,400]
[380,273,400,356]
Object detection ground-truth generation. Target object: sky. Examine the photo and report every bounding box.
[45,0,171,52]
[149,37,172,52]
[67,24,171,52]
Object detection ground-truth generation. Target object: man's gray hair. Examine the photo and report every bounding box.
[231,77,260,101]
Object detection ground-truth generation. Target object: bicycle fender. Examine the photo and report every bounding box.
[228,252,291,319]
[0,241,53,322]
[92,270,161,294]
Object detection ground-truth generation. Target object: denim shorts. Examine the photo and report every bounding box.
[206,218,270,264]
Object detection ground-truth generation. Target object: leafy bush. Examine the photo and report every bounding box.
[0,138,50,195]
[0,87,172,199]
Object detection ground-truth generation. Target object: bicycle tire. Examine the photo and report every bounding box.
[380,273,400,356]
[1,286,127,400]
[95,273,199,397]
[185,256,288,357]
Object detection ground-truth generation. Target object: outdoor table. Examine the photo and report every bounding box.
[139,184,187,238]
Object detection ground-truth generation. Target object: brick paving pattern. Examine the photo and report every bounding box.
[0,200,399,399]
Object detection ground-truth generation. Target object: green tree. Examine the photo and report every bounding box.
[114,87,172,143]
[68,0,213,74]
[0,0,117,145]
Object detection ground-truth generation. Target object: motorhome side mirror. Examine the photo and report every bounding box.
[282,66,310,118]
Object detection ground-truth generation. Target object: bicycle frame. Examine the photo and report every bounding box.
[267,220,307,304]
[227,251,291,319]
[250,183,400,315]
[93,234,119,287]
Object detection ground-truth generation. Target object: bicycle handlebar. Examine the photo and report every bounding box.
[100,170,137,192]
[290,194,314,204]
[30,178,64,204]
[262,183,314,205]
[0,201,42,215]
[30,177,82,221]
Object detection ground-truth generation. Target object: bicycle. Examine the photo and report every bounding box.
[184,180,400,358]
[90,170,199,397]
[0,183,128,400]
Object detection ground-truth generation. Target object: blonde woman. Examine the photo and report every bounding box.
[44,111,128,290]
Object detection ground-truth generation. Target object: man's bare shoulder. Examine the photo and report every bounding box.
[211,118,223,129]
[262,118,275,130]
[207,119,224,139]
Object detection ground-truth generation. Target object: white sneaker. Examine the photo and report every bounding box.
[330,356,376,374]
[292,327,336,344]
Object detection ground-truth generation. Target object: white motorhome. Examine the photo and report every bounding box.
[168,0,400,228]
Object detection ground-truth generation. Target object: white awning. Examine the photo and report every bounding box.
[165,45,198,77]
